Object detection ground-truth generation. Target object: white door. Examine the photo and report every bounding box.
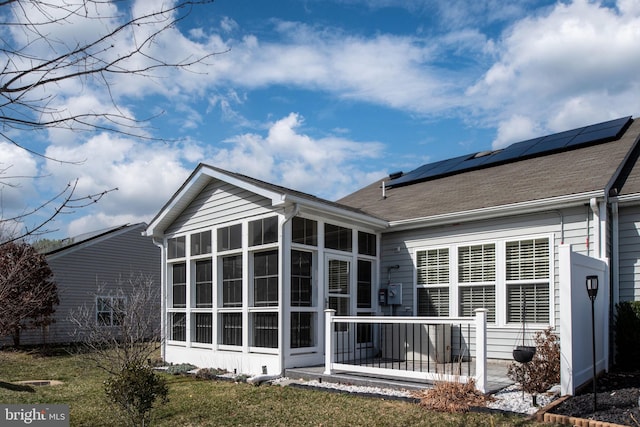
[326,256,353,360]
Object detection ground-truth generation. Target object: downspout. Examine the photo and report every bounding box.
[278,204,299,376]
[590,198,601,258]
[611,202,620,306]
[152,237,166,362]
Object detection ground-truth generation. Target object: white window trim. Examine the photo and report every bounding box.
[412,233,554,328]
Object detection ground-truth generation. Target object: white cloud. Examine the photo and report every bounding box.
[469,0,640,131]
[211,113,387,199]
[0,143,39,216]
[492,115,540,149]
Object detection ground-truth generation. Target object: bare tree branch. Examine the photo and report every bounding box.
[0,0,222,242]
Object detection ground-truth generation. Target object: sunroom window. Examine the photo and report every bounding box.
[253,250,278,307]
[291,250,312,307]
[505,238,550,324]
[325,223,352,252]
[249,216,278,246]
[195,260,212,308]
[217,224,242,252]
[191,230,212,255]
[222,255,242,307]
[416,248,449,316]
[168,236,185,259]
[292,217,317,246]
[171,263,186,308]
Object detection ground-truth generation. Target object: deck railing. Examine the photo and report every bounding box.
[324,309,487,392]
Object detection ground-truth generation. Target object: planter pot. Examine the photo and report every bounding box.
[513,345,536,363]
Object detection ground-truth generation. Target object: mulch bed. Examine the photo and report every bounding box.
[548,371,640,426]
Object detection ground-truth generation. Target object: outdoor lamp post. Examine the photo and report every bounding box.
[586,275,599,413]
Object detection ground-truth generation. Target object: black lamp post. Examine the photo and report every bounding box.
[585,275,599,413]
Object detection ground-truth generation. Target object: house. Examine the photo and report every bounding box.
[144,116,640,393]
[11,223,161,345]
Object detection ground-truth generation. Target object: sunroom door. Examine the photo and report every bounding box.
[326,256,353,360]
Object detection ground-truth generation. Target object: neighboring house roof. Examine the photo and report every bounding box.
[45,223,147,257]
[144,164,387,238]
[338,118,640,227]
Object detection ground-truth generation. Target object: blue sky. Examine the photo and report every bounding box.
[3,0,640,240]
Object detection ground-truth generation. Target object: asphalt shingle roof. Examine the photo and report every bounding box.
[338,119,640,222]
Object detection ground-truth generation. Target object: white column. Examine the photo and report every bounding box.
[474,308,487,393]
[324,309,335,375]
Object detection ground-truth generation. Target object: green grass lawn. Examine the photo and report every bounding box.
[0,348,556,426]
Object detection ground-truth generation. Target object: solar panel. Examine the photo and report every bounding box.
[386,116,633,188]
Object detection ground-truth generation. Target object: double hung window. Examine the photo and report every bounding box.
[505,238,550,324]
[416,248,450,316]
[458,244,496,322]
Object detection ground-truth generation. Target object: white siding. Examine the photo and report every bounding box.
[166,181,273,235]
[380,207,594,360]
[619,205,640,301]
[15,224,160,345]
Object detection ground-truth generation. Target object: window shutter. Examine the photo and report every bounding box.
[417,287,449,316]
[459,285,495,322]
[458,244,495,283]
[417,249,449,285]
[507,283,549,323]
[506,238,549,280]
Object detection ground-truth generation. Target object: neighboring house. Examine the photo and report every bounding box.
[13,223,161,345]
[144,116,640,390]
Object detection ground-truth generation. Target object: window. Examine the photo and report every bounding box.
[416,248,449,316]
[222,255,242,307]
[221,313,242,346]
[253,250,278,307]
[195,260,212,308]
[169,313,186,341]
[191,231,212,255]
[193,313,212,344]
[358,231,376,256]
[217,224,242,251]
[292,217,317,246]
[506,238,550,323]
[291,250,312,307]
[96,296,125,326]
[458,244,495,321]
[291,312,314,348]
[172,263,186,308]
[253,312,278,348]
[168,236,185,259]
[249,216,278,246]
[325,223,352,252]
[417,288,449,316]
[357,260,372,308]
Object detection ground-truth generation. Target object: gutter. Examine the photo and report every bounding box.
[388,191,603,231]
[152,237,167,362]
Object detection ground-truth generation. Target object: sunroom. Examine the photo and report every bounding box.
[144,164,387,375]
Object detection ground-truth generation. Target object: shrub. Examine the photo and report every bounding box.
[507,328,560,400]
[165,363,197,375]
[614,301,640,370]
[413,379,493,413]
[104,363,169,426]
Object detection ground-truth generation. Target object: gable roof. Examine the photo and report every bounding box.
[45,223,146,257]
[338,118,640,228]
[144,164,386,238]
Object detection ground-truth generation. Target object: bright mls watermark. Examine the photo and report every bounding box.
[1,404,68,426]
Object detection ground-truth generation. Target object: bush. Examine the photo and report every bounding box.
[413,379,493,413]
[507,328,560,398]
[104,363,169,426]
[165,363,197,375]
[614,301,640,370]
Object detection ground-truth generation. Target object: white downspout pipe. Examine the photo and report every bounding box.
[278,204,299,375]
[152,237,166,362]
[590,198,601,258]
[611,201,620,306]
